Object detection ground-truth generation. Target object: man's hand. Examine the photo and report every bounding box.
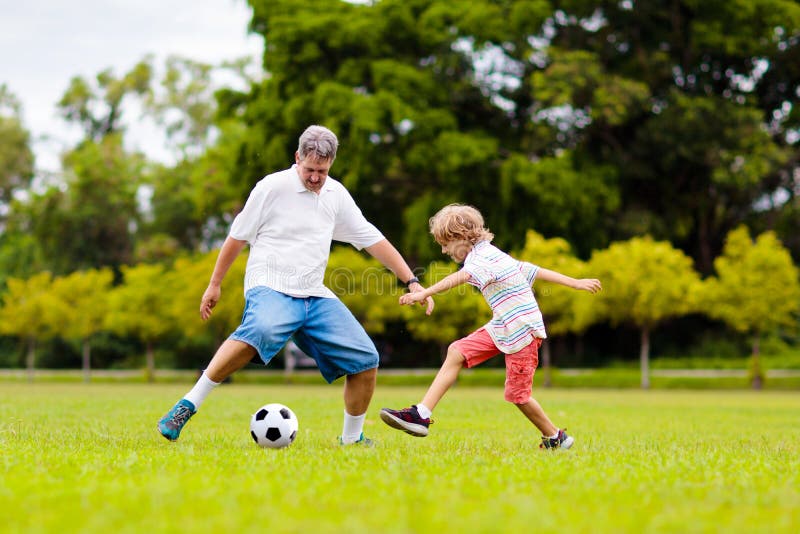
[200,285,221,320]
[401,282,434,315]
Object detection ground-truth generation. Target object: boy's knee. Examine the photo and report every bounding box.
[445,343,466,364]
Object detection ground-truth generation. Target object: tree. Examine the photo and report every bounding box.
[0,84,35,210]
[169,251,246,348]
[588,237,703,388]
[58,59,152,141]
[105,264,176,381]
[50,269,113,382]
[17,135,145,275]
[702,226,800,389]
[0,273,59,381]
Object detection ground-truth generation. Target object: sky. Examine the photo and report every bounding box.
[0,0,263,172]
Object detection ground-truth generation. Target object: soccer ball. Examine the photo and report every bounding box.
[250,403,298,449]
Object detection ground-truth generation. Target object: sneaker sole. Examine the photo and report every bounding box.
[379,410,429,437]
[157,425,178,442]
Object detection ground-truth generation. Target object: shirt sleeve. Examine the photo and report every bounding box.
[229,180,270,243]
[332,187,384,250]
[462,257,495,290]
[518,261,540,285]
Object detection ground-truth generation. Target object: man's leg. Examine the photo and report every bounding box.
[344,367,377,416]
[158,340,256,441]
[205,339,258,383]
[292,297,379,444]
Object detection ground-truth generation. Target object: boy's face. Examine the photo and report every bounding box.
[440,239,472,263]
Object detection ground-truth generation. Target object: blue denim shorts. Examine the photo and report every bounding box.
[229,286,379,383]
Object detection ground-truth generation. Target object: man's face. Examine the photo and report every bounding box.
[295,153,332,193]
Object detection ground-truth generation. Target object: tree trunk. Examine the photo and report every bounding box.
[750,336,763,390]
[26,337,36,383]
[640,327,651,389]
[145,342,155,383]
[82,339,91,383]
[540,339,552,388]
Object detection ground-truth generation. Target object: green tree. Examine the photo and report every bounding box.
[234,0,616,263]
[588,237,702,388]
[17,135,145,275]
[169,251,246,348]
[58,59,152,141]
[105,263,176,381]
[702,226,800,389]
[0,84,35,209]
[50,269,113,382]
[0,273,59,381]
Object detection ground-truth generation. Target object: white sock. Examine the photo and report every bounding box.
[183,371,220,410]
[415,403,432,419]
[341,410,366,443]
[549,430,560,439]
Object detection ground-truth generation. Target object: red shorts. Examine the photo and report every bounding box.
[452,328,541,403]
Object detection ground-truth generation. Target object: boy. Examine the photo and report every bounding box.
[380,204,601,449]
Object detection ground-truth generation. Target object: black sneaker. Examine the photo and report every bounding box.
[540,428,574,450]
[379,405,432,437]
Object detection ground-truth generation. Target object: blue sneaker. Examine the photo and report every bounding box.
[338,432,375,447]
[157,399,196,441]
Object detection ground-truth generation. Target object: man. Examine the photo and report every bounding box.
[157,125,432,445]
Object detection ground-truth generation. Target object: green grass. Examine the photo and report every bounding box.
[1,384,798,533]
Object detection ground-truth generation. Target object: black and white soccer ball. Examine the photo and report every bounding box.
[250,403,299,449]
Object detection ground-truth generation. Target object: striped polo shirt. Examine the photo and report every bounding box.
[462,240,546,354]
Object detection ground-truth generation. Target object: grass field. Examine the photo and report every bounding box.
[1,383,798,533]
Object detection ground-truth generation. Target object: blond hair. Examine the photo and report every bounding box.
[429,204,494,245]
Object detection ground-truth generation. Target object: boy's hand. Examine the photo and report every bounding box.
[399,286,434,315]
[575,278,602,293]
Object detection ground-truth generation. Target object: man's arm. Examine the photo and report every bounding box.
[200,236,248,320]
[364,238,435,315]
[535,268,602,293]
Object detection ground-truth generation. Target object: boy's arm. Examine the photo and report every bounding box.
[399,269,471,313]
[535,268,602,293]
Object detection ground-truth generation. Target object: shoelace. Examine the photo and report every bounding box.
[169,405,192,427]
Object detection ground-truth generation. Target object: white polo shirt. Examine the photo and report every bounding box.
[229,165,384,298]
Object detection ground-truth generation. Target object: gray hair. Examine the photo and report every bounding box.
[298,125,338,161]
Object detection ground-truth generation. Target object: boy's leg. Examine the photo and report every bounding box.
[514,398,557,437]
[421,343,467,411]
[379,343,468,437]
[506,339,573,449]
